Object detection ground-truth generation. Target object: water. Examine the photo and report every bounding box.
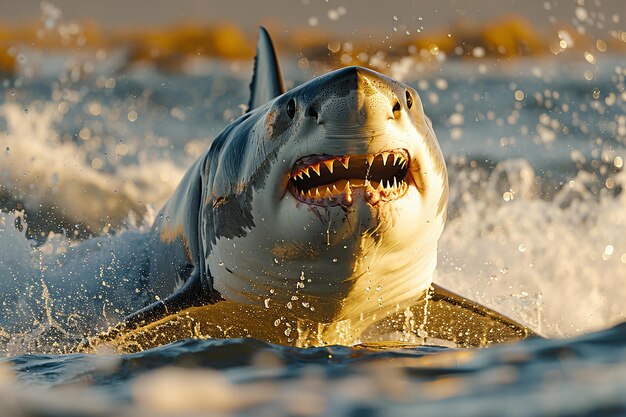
[2,325,626,416]
[1,18,626,417]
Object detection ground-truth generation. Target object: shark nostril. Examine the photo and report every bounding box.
[307,105,319,120]
[392,101,401,115]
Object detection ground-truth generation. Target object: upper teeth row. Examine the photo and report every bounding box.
[292,152,408,180]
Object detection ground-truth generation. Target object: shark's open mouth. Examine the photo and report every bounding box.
[288,148,411,206]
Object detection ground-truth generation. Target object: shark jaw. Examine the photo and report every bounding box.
[288,148,417,207]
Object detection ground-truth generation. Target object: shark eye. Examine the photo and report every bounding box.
[405,91,413,109]
[286,99,296,119]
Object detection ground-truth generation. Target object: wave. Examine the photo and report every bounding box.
[0,101,184,236]
[439,158,626,337]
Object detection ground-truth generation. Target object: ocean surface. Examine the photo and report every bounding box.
[1,29,625,416]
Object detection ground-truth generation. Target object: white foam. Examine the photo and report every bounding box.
[438,159,626,337]
[0,102,184,232]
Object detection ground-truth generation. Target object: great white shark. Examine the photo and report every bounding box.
[90,28,535,350]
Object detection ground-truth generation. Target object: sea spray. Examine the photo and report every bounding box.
[439,158,626,337]
[0,101,184,236]
[0,210,153,355]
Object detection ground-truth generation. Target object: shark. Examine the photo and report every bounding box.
[89,28,535,351]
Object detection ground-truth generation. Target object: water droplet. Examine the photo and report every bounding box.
[500,267,509,274]
[10,90,15,96]
[23,108,29,114]
[591,88,601,100]
[273,258,279,264]
[332,258,338,263]
[4,147,9,152]
[264,298,271,308]
[165,216,171,222]
[273,319,281,326]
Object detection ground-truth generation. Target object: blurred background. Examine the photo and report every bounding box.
[1,0,625,76]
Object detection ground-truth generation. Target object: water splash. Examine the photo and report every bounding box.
[439,158,626,337]
[0,210,153,356]
[0,102,184,235]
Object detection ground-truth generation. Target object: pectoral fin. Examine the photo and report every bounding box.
[422,284,539,347]
[79,271,221,351]
[360,284,539,348]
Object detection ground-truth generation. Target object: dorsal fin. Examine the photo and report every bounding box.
[248,27,285,112]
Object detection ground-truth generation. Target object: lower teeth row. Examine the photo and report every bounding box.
[296,179,407,199]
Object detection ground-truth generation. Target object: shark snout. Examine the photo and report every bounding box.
[304,66,404,133]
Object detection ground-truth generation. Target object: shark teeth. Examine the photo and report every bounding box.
[381,152,390,166]
[288,148,411,206]
[323,159,335,174]
[310,163,321,176]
